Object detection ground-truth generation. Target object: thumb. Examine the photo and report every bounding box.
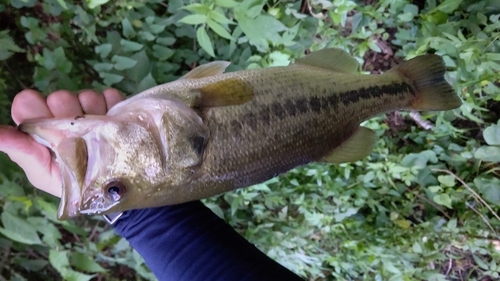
[0,125,62,197]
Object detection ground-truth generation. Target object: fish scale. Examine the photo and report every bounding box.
[187,66,415,198]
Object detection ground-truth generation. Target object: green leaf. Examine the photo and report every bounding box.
[398,12,415,22]
[52,47,73,73]
[94,43,112,58]
[269,51,290,66]
[139,31,155,41]
[181,3,210,14]
[196,27,215,57]
[93,62,113,72]
[0,30,24,60]
[383,260,401,274]
[0,211,42,245]
[9,196,32,213]
[100,72,124,85]
[207,19,233,40]
[10,0,36,8]
[483,123,500,145]
[216,0,239,8]
[17,258,48,272]
[474,177,500,206]
[412,242,422,253]
[125,50,152,84]
[122,18,136,38]
[240,0,265,18]
[209,10,235,25]
[50,250,94,281]
[62,271,94,281]
[56,0,68,9]
[434,0,463,14]
[157,37,176,46]
[472,254,489,270]
[433,194,452,209]
[87,0,110,9]
[474,146,500,162]
[368,40,381,52]
[112,55,137,70]
[179,14,207,25]
[234,12,268,51]
[152,45,174,60]
[438,175,455,187]
[137,73,157,92]
[403,4,419,16]
[394,219,411,229]
[70,252,106,273]
[49,250,70,273]
[120,39,143,52]
[447,218,457,229]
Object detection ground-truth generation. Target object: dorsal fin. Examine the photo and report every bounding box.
[294,48,360,73]
[181,61,231,79]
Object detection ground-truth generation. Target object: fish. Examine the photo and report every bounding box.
[19,48,462,219]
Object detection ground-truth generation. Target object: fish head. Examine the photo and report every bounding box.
[19,113,171,219]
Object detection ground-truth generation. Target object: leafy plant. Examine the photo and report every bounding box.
[0,0,499,280]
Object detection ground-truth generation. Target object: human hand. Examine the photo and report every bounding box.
[0,89,124,197]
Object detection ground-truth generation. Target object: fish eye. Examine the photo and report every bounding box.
[104,180,126,202]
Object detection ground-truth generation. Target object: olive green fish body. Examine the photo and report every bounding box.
[164,67,414,202]
[19,48,462,218]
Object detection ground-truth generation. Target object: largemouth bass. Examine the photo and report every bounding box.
[19,48,461,219]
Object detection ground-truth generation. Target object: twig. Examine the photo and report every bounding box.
[466,201,496,235]
[88,221,101,241]
[1,246,10,269]
[2,60,27,89]
[306,0,326,19]
[415,193,452,219]
[445,258,453,276]
[432,169,500,223]
[410,111,434,130]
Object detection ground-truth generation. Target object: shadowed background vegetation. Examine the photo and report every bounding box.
[0,0,499,280]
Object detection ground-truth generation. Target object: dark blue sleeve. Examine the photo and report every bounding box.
[113,201,303,281]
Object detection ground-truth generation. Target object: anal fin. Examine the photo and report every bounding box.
[322,126,375,163]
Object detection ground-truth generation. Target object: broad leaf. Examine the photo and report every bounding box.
[196,27,215,57]
[0,212,42,245]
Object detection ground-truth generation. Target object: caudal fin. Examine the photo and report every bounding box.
[389,54,462,111]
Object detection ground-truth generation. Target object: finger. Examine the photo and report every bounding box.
[0,126,61,197]
[46,90,84,118]
[11,90,53,125]
[78,90,107,115]
[103,88,126,111]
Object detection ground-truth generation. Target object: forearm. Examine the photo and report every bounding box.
[113,201,303,281]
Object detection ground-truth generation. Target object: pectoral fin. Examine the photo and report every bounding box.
[322,126,375,163]
[181,61,231,79]
[193,78,254,107]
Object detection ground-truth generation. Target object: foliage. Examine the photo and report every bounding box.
[0,0,499,280]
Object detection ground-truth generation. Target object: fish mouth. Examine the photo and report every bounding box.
[78,189,119,216]
[19,116,109,219]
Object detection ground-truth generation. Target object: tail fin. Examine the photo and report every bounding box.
[389,54,462,111]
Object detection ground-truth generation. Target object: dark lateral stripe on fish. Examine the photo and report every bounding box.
[338,82,413,106]
[228,82,412,136]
